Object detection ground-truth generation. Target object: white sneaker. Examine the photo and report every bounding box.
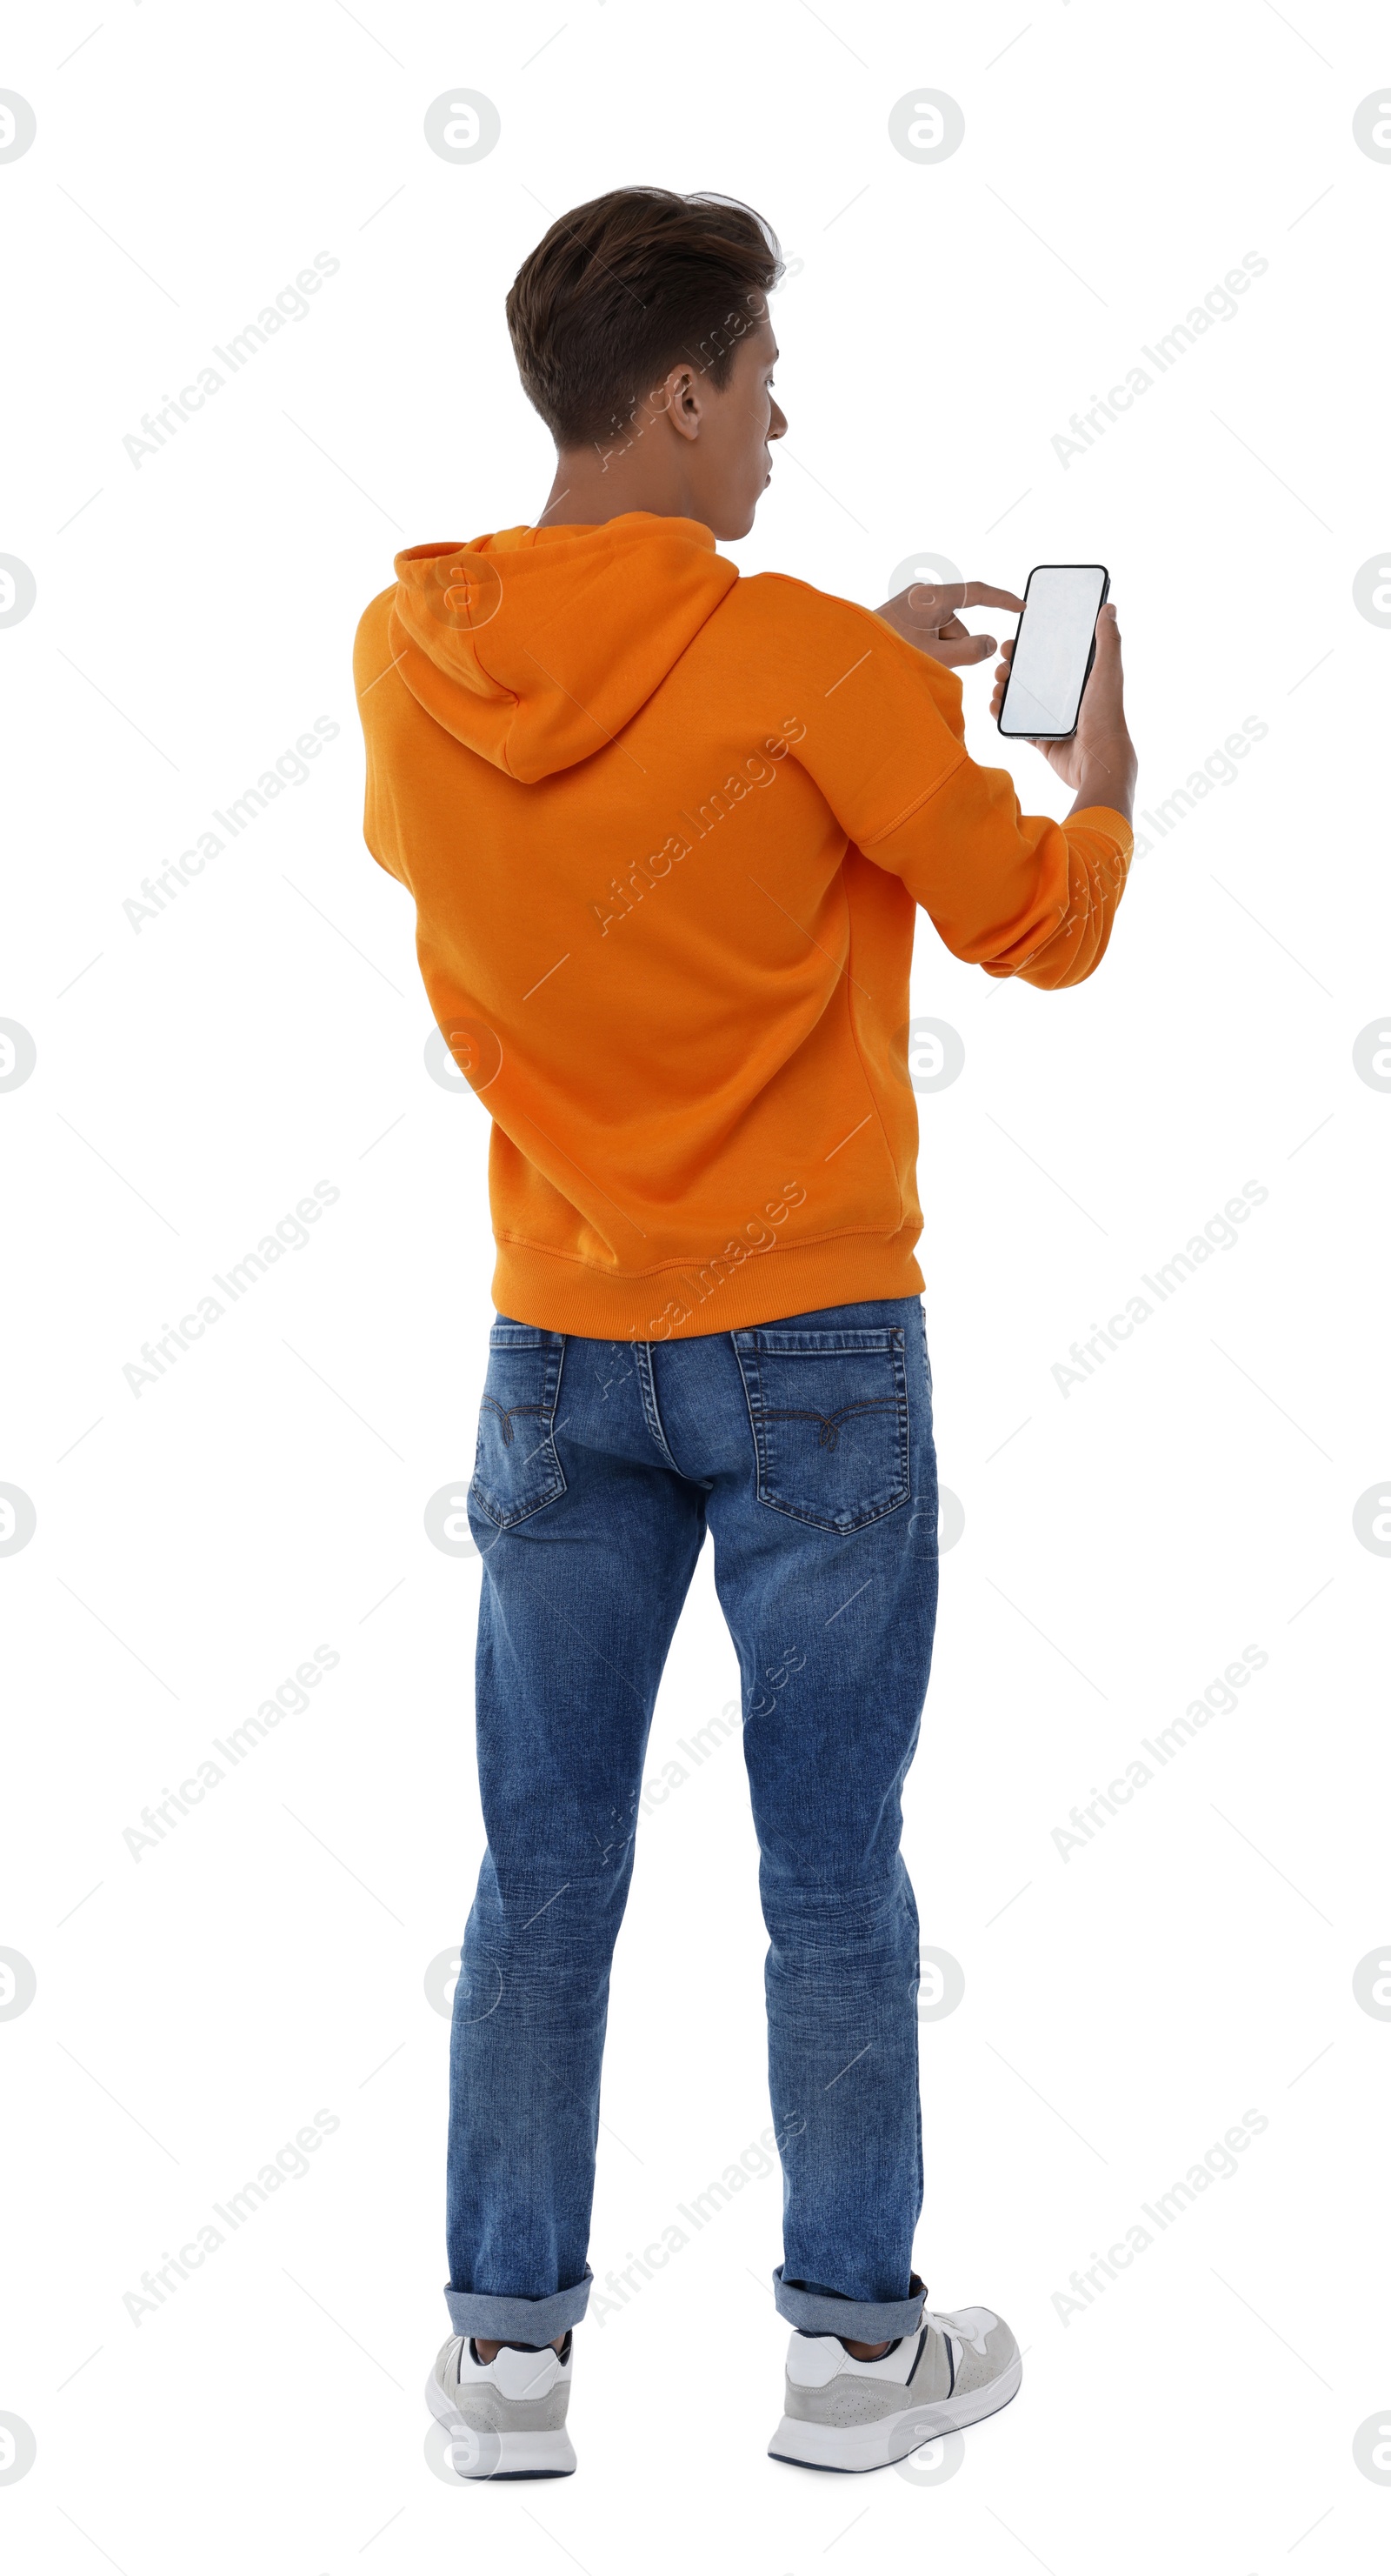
[768,2304,1022,2473]
[426,2332,576,2479]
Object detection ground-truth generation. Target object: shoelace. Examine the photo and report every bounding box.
[922,2307,992,2357]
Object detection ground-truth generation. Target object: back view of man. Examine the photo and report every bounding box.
[354,185,1135,2479]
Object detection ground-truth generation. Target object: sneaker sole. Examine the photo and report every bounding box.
[426,2372,576,2479]
[768,2352,1022,2473]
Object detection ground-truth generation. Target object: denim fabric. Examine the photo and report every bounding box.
[445,1298,938,2344]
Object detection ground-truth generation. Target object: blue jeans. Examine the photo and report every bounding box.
[446,1298,937,2346]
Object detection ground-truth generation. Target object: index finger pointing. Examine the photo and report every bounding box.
[960,583,1026,614]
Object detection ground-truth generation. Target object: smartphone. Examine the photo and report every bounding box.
[996,564,1110,740]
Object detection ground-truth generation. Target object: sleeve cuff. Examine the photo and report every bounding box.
[1068,803,1135,854]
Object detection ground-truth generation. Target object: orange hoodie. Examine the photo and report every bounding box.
[354,513,1131,1340]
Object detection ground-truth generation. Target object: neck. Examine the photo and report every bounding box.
[537,438,700,531]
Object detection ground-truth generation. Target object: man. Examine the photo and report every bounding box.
[354,186,1135,2479]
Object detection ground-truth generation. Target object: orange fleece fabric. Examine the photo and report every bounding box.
[354,513,1131,1339]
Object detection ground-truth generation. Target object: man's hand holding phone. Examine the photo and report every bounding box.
[876,564,1136,826]
[991,601,1137,824]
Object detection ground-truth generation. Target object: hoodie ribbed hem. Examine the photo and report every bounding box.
[490,1225,927,1341]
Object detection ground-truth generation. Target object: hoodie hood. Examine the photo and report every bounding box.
[386,512,739,784]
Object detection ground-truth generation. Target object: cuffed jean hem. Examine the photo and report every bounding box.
[773,2266,926,2341]
[444,2267,593,2342]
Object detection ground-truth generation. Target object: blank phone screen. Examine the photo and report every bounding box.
[998,564,1108,737]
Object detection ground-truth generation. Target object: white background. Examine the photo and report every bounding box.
[3,2,1389,2568]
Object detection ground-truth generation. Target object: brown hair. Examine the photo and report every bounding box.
[506,186,782,450]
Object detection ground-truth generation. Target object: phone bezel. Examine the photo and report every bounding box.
[995,562,1111,741]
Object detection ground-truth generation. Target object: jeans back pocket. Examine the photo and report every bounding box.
[469,1323,567,1530]
[732,1325,910,1535]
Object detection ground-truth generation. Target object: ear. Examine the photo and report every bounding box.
[651,361,702,445]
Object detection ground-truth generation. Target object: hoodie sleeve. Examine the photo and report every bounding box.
[353,593,412,890]
[789,597,1132,989]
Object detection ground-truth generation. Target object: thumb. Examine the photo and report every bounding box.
[1088,601,1123,699]
[948,633,998,665]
